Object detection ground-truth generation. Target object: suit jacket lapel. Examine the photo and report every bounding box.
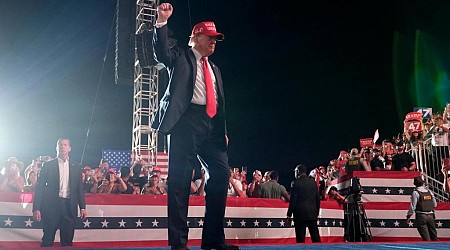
[211,64,224,102]
[69,162,77,198]
[188,49,197,89]
[54,159,60,189]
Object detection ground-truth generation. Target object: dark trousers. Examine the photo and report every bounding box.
[416,213,438,241]
[293,217,321,243]
[167,104,229,247]
[41,198,75,247]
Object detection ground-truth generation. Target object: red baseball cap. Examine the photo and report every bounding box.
[191,21,224,41]
[152,166,161,172]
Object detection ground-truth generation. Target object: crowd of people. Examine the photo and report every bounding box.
[1,106,449,200]
[0,154,292,201]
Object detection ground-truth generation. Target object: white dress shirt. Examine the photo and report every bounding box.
[58,158,70,198]
[191,48,218,105]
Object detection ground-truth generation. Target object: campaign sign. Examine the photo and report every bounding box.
[404,112,423,132]
[413,107,432,119]
[360,138,374,148]
[405,121,423,132]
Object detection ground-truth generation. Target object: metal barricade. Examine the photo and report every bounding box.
[409,138,450,202]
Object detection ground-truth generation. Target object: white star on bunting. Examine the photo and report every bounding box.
[135,219,143,227]
[394,221,400,227]
[385,188,391,194]
[253,220,259,227]
[198,219,204,227]
[4,218,13,227]
[379,220,386,227]
[408,221,414,227]
[152,219,159,227]
[25,218,33,227]
[279,220,285,227]
[83,219,91,228]
[101,219,109,228]
[398,188,404,194]
[372,188,378,194]
[119,219,126,227]
[226,220,233,227]
[436,221,443,227]
[266,220,272,227]
[240,220,246,227]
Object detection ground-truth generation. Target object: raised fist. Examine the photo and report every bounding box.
[157,3,173,23]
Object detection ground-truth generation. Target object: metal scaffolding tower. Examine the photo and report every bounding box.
[132,0,159,166]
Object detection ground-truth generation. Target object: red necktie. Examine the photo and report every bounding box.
[202,57,217,118]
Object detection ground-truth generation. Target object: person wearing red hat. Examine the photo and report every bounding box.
[151,3,237,250]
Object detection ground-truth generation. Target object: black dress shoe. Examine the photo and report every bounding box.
[40,242,54,247]
[171,244,190,250]
[201,243,240,250]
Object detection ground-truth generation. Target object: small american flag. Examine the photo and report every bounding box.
[102,149,132,170]
[101,150,168,177]
[155,152,168,178]
[137,151,169,178]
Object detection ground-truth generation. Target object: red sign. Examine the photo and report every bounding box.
[359,138,374,148]
[405,121,423,132]
[404,112,423,132]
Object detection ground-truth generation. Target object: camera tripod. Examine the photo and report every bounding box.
[343,194,372,242]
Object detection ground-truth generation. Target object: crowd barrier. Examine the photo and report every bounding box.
[331,171,420,202]
[1,172,450,248]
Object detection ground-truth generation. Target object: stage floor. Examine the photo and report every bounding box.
[4,241,450,249]
[64,242,450,250]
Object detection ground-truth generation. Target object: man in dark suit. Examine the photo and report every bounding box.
[151,3,238,250]
[287,164,321,243]
[33,138,87,247]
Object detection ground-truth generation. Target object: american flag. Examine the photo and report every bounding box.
[155,152,168,177]
[101,150,132,170]
[101,150,168,176]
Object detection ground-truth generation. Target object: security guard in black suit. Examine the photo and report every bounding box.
[287,164,321,243]
[33,138,87,247]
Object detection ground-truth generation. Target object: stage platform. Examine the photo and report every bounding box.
[1,171,449,249]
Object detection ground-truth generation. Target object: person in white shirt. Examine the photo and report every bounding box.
[227,168,246,197]
[32,138,87,247]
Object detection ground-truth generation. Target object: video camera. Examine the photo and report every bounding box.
[341,177,363,197]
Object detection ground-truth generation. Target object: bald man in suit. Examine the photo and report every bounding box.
[287,164,321,243]
[33,138,87,247]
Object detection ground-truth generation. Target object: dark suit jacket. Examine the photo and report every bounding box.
[287,174,320,220]
[151,24,226,136]
[33,158,86,218]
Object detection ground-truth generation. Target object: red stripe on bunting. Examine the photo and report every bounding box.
[348,171,420,179]
[2,192,450,210]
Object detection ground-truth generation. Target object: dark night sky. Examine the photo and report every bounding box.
[1,0,449,181]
